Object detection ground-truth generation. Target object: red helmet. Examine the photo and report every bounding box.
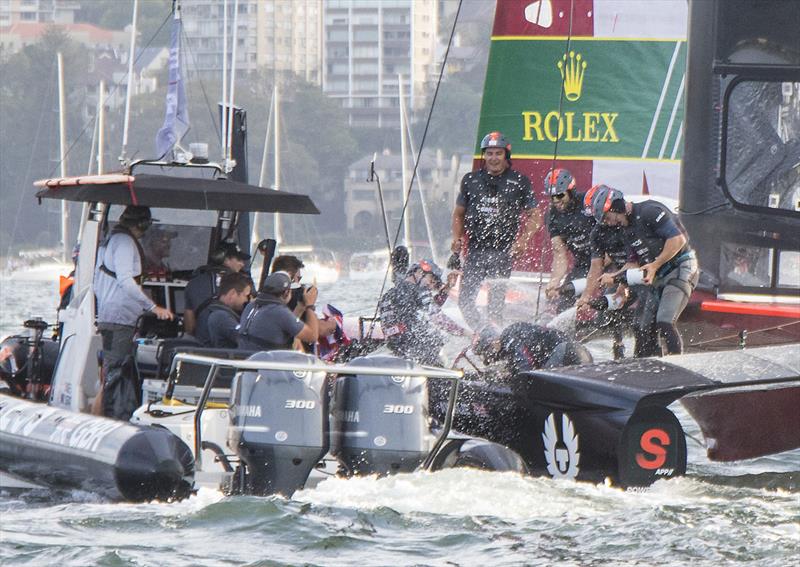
[588,184,625,222]
[480,131,511,158]
[544,168,576,196]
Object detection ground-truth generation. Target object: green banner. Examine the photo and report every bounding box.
[477,38,686,161]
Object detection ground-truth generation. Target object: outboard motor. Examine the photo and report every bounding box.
[227,350,328,497]
[0,320,59,401]
[331,355,438,476]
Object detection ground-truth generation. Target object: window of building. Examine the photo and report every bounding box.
[353,28,378,42]
[353,190,375,202]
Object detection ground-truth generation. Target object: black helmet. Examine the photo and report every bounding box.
[480,131,511,158]
[473,325,501,363]
[544,168,576,196]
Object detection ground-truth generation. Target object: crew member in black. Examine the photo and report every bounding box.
[473,322,593,375]
[451,131,541,330]
[194,271,253,348]
[183,241,250,335]
[582,186,699,355]
[542,168,596,311]
[379,260,446,365]
[237,271,319,351]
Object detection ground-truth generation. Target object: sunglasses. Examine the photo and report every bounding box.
[551,193,568,200]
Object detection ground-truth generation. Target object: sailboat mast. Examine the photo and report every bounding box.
[97,80,106,174]
[57,52,69,263]
[398,74,411,252]
[251,88,275,248]
[273,86,282,245]
[400,97,438,265]
[119,0,138,165]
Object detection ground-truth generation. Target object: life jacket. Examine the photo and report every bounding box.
[98,224,146,284]
[237,294,294,351]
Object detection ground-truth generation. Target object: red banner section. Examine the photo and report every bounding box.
[492,0,594,37]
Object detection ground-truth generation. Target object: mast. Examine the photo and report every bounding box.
[225,0,240,170]
[273,86,281,245]
[398,74,411,252]
[401,95,438,265]
[56,52,69,262]
[251,88,275,248]
[97,80,106,174]
[119,0,138,165]
[221,0,228,164]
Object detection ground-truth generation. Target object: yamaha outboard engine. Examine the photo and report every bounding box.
[0,320,59,401]
[227,350,329,497]
[331,355,438,476]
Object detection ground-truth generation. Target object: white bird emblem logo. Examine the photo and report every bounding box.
[542,413,580,479]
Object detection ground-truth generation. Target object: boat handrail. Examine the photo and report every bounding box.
[176,351,462,470]
[172,352,463,379]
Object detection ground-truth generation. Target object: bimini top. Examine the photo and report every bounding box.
[34,173,319,215]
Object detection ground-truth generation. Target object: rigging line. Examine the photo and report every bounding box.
[535,0,576,319]
[42,10,173,180]
[181,26,221,142]
[687,320,800,349]
[4,60,57,260]
[364,0,463,341]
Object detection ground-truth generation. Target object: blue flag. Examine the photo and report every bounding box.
[155,5,190,158]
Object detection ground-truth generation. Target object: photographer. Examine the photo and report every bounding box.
[270,255,336,351]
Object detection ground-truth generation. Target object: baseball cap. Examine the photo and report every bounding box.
[218,241,251,261]
[261,271,292,294]
[120,205,157,224]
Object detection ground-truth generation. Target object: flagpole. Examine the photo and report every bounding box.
[221,0,228,165]
[225,0,240,170]
[57,52,69,263]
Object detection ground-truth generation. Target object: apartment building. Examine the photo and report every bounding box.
[323,0,438,128]
[0,0,80,26]
[180,0,322,84]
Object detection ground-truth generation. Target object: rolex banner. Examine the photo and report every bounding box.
[477,0,688,269]
[478,38,686,161]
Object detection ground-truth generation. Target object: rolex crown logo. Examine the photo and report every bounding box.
[557,51,587,102]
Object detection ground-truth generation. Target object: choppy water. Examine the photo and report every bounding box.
[1,277,798,567]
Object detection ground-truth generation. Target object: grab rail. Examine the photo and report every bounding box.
[169,352,463,470]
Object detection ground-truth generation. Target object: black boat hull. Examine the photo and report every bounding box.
[0,395,195,501]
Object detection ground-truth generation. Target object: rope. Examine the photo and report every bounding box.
[534,0,576,319]
[364,0,463,340]
[686,319,800,349]
[3,61,56,261]
[181,25,221,143]
[41,10,173,180]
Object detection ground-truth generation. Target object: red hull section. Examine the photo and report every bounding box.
[681,384,800,461]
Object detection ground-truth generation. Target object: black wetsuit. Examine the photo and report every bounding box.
[497,322,592,375]
[457,168,537,329]
[379,279,444,365]
[548,192,596,310]
[547,192,596,277]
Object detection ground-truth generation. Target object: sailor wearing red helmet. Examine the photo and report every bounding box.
[450,131,542,330]
[542,168,597,311]
[577,186,699,355]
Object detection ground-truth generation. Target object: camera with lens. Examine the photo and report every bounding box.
[288,284,308,311]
